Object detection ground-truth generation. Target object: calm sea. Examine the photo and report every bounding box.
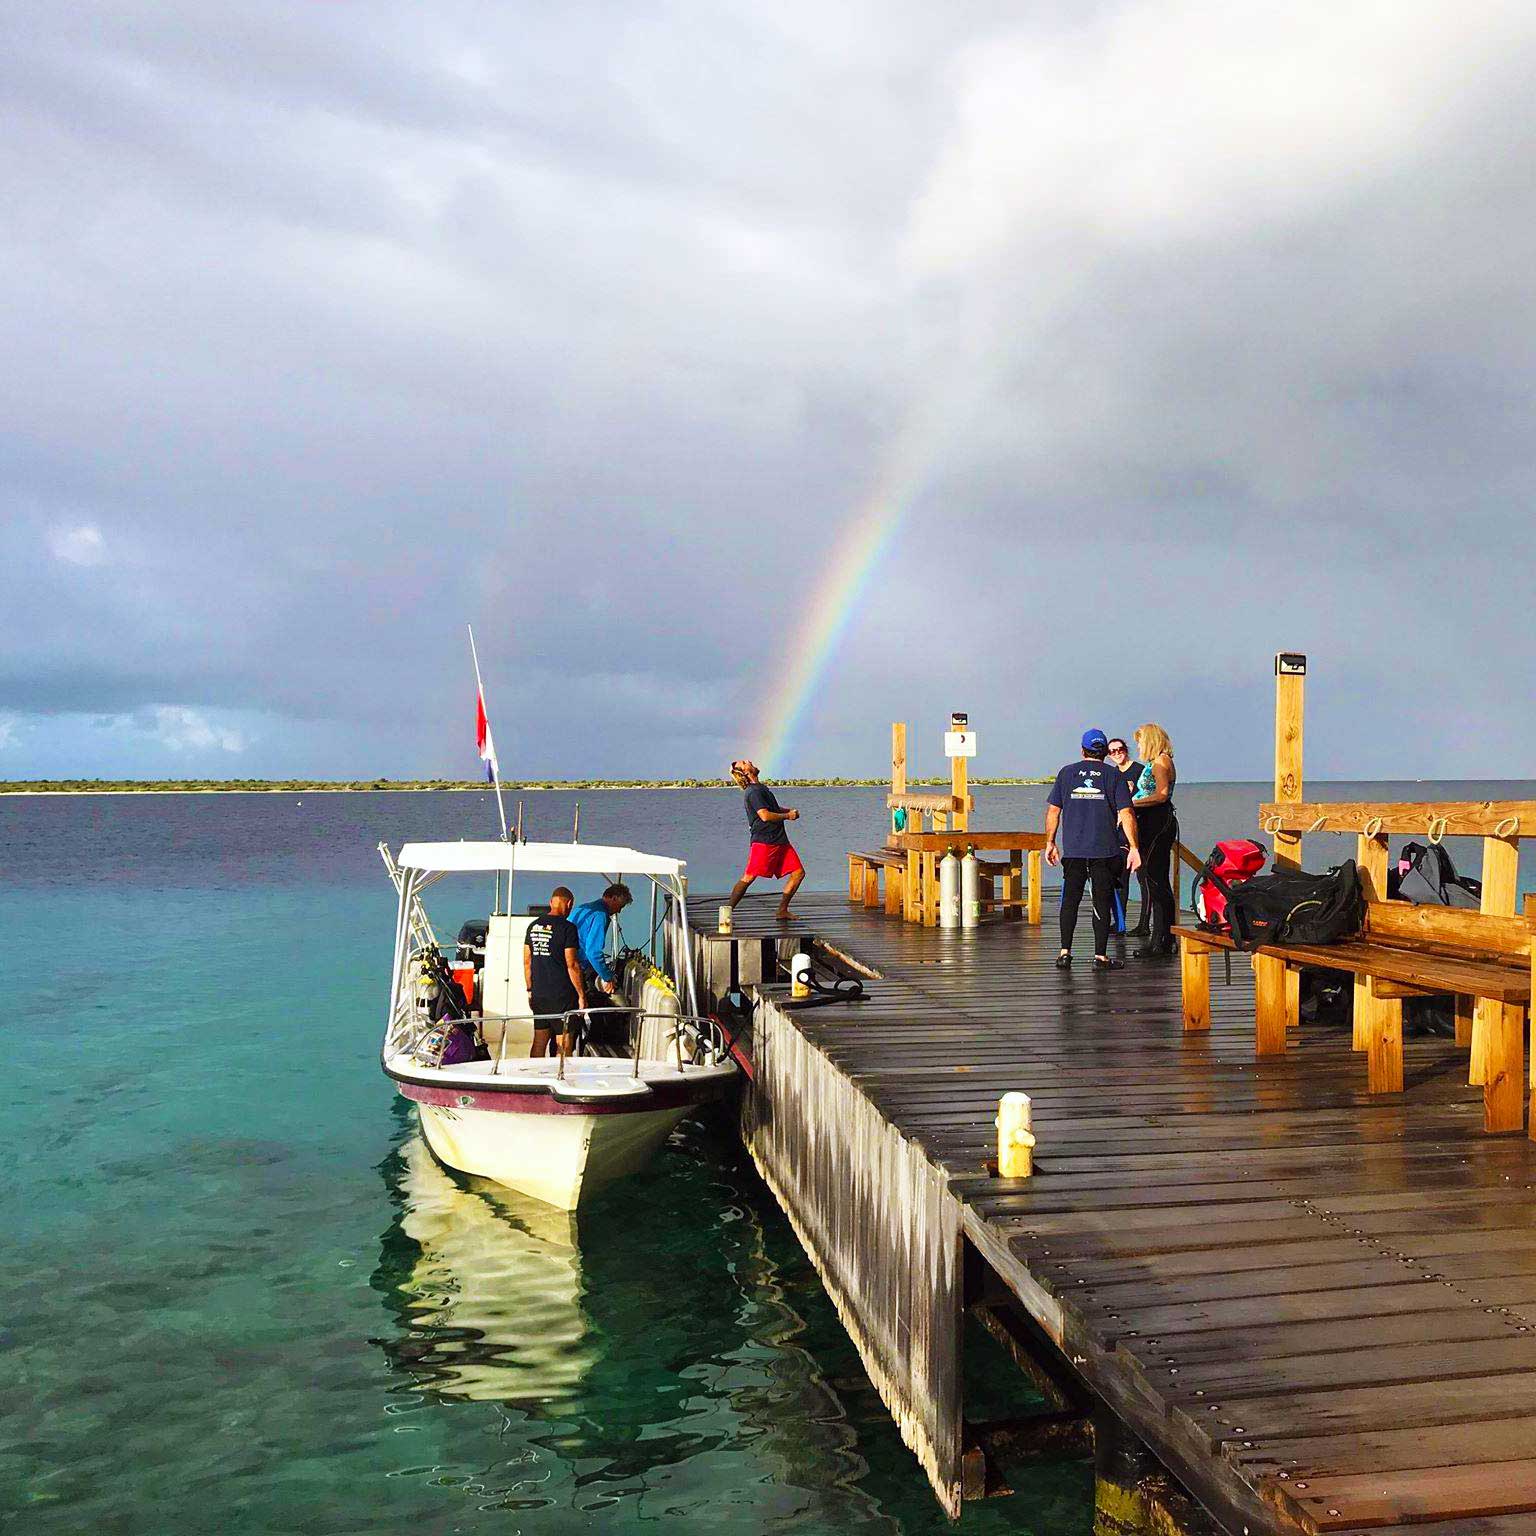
[2,781,1530,1534]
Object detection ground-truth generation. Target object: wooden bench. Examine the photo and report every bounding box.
[848,848,909,916]
[1174,901,1534,1133]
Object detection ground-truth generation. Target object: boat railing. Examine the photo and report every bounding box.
[621,1009,730,1079]
[428,1006,729,1077]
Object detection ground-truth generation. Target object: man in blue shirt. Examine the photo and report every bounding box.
[571,883,633,1000]
[1044,729,1141,970]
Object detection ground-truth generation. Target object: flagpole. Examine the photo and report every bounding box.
[467,624,510,841]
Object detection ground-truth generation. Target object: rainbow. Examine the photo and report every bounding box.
[751,401,950,771]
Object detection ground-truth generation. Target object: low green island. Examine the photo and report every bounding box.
[0,775,1051,794]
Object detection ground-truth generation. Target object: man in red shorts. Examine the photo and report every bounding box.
[727,759,805,919]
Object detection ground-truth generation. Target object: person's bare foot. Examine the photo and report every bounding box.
[775,908,793,921]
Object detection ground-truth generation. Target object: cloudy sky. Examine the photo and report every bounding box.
[4,0,1535,781]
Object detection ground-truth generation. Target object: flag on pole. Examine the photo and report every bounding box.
[476,686,498,784]
[468,623,509,839]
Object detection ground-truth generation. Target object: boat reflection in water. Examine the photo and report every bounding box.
[373,1121,912,1531]
[381,1135,594,1405]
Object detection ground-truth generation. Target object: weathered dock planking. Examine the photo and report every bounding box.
[707,894,1536,1535]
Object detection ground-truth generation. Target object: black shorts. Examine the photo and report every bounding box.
[530,993,578,1027]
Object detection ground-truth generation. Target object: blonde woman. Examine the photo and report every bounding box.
[1131,724,1179,958]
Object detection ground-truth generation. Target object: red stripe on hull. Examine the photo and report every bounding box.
[394,1076,726,1116]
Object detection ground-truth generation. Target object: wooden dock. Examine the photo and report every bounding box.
[706,893,1536,1536]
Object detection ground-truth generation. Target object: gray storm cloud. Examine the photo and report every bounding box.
[2,0,1533,778]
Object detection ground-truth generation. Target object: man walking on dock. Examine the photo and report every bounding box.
[727,760,805,920]
[1044,730,1141,970]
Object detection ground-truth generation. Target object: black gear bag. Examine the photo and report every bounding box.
[1227,860,1364,950]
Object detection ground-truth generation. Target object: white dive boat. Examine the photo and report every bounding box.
[379,837,736,1210]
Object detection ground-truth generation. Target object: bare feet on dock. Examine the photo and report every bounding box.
[775,908,794,921]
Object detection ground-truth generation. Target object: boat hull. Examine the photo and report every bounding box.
[388,1056,735,1210]
[411,1094,693,1210]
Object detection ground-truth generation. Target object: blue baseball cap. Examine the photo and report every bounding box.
[1081,728,1109,752]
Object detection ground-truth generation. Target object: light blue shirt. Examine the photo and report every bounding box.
[570,899,614,983]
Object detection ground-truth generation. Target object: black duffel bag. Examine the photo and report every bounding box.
[1228,860,1364,949]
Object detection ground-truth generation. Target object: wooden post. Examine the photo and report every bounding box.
[890,722,907,843]
[1254,954,1288,1055]
[906,849,921,923]
[1471,835,1520,1087]
[1002,858,1022,923]
[848,854,865,903]
[1180,940,1210,1032]
[1366,991,1404,1094]
[1027,850,1042,926]
[946,712,970,835]
[1484,1000,1524,1134]
[1272,653,1306,872]
[1530,943,1536,1142]
[1456,995,1475,1049]
[863,862,880,909]
[1273,654,1305,1033]
[1353,833,1389,1052]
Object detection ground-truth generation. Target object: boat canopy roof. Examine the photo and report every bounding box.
[396,840,686,880]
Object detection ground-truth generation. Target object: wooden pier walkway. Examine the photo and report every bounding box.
[709,893,1536,1536]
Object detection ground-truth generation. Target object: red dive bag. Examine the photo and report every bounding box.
[1193,839,1268,933]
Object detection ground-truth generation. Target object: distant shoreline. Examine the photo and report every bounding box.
[0,777,1053,796]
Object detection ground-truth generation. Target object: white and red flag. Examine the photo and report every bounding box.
[467,623,509,837]
[475,686,498,784]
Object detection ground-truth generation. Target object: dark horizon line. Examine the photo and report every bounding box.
[3,773,1532,796]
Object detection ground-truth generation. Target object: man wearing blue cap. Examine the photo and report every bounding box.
[1044,729,1141,970]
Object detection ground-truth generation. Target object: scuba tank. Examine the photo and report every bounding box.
[939,852,960,929]
[960,848,980,928]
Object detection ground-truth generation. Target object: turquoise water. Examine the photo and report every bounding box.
[0,797,1092,1535]
[5,782,1529,1532]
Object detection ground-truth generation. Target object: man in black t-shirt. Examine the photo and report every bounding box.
[1044,730,1140,970]
[726,759,805,919]
[523,886,587,1057]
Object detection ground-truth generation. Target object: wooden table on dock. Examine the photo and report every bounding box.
[719,891,1536,1534]
[891,828,1046,926]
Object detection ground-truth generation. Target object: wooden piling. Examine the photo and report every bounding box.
[1471,835,1521,1122]
[1353,832,1389,1053]
[1272,653,1305,872]
[1273,654,1305,1036]
[951,742,968,836]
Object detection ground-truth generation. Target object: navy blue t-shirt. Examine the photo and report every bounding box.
[1046,759,1133,860]
[525,914,581,1010]
[744,783,788,845]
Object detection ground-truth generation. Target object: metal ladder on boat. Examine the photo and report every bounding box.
[379,842,440,953]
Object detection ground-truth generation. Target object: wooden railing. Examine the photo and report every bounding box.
[1172,840,1202,911]
[1258,800,1536,839]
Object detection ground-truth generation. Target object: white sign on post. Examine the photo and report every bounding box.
[944,730,976,758]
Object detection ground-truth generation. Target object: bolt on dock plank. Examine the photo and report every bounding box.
[706,893,1536,1535]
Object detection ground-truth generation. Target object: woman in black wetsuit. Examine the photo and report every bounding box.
[1131,723,1179,959]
